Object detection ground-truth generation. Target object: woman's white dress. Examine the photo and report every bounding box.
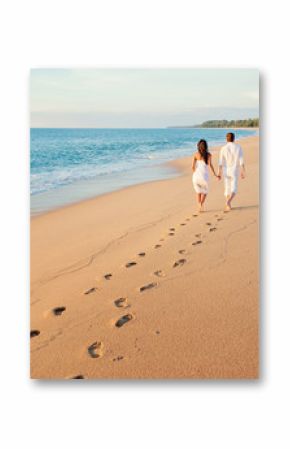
[192,159,209,194]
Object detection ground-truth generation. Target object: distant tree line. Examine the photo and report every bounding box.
[194,118,259,128]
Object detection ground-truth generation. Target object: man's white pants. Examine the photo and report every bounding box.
[224,174,238,197]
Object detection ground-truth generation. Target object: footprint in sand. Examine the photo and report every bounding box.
[173,258,186,268]
[206,222,212,226]
[178,249,186,254]
[209,227,217,232]
[104,273,112,280]
[84,287,97,295]
[138,252,146,257]
[70,375,85,379]
[169,227,175,231]
[193,214,198,217]
[30,330,40,338]
[125,261,137,268]
[168,232,175,236]
[180,223,186,226]
[154,270,166,277]
[113,355,124,362]
[114,297,129,308]
[217,218,223,221]
[140,282,157,292]
[88,341,104,358]
[155,244,162,249]
[160,238,165,242]
[115,314,133,328]
[52,306,66,316]
[185,218,190,221]
[195,233,201,238]
[192,240,202,246]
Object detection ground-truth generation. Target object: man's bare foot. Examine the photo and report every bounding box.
[224,203,231,212]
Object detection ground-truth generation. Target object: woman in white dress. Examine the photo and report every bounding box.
[192,139,220,212]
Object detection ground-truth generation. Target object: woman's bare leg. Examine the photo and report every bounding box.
[196,193,201,212]
[200,193,207,211]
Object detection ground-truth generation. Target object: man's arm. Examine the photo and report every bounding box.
[217,148,224,178]
[239,146,246,178]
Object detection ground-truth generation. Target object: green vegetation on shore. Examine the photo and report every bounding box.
[194,118,259,128]
[168,118,259,128]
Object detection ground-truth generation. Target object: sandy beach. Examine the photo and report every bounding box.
[30,135,259,379]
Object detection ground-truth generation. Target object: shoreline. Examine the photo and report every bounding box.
[30,163,180,218]
[31,132,257,218]
[31,135,259,379]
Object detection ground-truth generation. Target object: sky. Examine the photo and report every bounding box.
[30,68,259,128]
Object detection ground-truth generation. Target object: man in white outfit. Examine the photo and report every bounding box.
[218,132,246,211]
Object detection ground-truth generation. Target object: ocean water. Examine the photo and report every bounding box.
[30,128,257,214]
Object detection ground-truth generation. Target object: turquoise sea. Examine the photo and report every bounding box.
[30,128,257,214]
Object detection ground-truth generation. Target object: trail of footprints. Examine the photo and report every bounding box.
[31,211,225,377]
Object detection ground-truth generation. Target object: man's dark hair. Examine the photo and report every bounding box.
[226,132,235,142]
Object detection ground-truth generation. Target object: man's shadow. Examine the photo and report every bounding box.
[232,205,259,211]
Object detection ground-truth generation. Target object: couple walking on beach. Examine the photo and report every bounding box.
[192,132,246,212]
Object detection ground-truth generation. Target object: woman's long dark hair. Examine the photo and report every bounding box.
[197,139,209,164]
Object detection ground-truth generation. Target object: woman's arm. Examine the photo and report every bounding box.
[192,154,197,172]
[209,154,220,178]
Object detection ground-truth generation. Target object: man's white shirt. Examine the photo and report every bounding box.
[219,142,244,176]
